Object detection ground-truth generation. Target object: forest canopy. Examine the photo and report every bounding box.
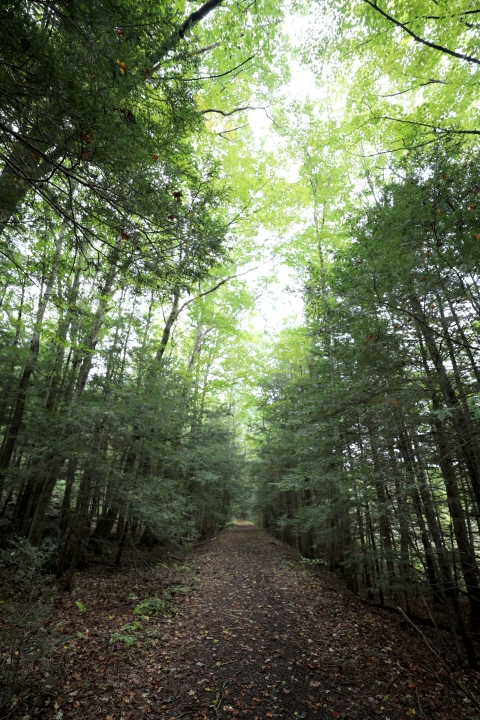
[2,0,480,681]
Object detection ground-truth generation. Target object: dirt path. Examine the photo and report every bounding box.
[127,526,474,720]
[28,526,478,719]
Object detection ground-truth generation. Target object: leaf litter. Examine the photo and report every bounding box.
[2,525,479,719]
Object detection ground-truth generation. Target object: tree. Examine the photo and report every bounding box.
[253,146,480,667]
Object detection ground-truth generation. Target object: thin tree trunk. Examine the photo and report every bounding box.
[59,458,78,531]
[368,426,395,583]
[417,327,480,509]
[27,236,123,545]
[62,472,92,591]
[44,259,82,411]
[155,291,180,362]
[0,228,65,492]
[71,236,123,403]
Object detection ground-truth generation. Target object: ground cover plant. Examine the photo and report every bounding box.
[2,0,480,716]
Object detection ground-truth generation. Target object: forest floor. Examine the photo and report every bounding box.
[2,524,480,720]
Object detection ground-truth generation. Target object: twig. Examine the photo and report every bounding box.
[397,607,480,709]
[416,686,426,719]
[211,679,228,719]
[417,661,445,684]
[421,595,447,659]
[357,597,452,632]
[193,535,219,547]
[201,105,268,117]
[228,615,254,624]
[397,607,442,660]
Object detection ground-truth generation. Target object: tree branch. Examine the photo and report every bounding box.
[179,0,225,38]
[379,78,446,98]
[178,264,261,315]
[179,54,256,82]
[155,264,262,360]
[363,0,480,65]
[149,0,224,74]
[217,124,248,138]
[201,106,268,117]
[351,137,446,158]
[373,114,480,135]
[194,41,222,55]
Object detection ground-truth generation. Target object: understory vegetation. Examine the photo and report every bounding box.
[2,0,480,702]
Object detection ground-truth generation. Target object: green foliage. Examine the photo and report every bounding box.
[2,0,480,672]
[300,557,326,566]
[109,620,143,647]
[253,144,480,669]
[109,632,137,648]
[133,596,178,619]
[301,0,480,157]
[0,539,55,707]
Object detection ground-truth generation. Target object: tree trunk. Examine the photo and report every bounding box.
[416,319,480,508]
[26,236,123,545]
[59,458,78,531]
[155,291,180,361]
[27,454,64,546]
[62,471,92,591]
[368,426,395,583]
[44,259,82,411]
[0,228,65,492]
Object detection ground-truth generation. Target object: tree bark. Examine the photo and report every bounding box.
[27,235,122,545]
[155,291,180,362]
[0,227,65,493]
[416,320,480,508]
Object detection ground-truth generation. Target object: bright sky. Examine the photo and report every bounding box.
[241,65,319,335]
[245,259,304,335]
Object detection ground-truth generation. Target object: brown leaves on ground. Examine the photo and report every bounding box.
[3,527,480,719]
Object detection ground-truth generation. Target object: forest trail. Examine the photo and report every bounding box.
[39,526,475,720]
[103,527,474,719]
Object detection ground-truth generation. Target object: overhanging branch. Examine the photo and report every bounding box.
[379,79,446,98]
[372,114,480,136]
[179,0,225,39]
[363,0,480,65]
[201,106,268,117]
[179,54,256,82]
